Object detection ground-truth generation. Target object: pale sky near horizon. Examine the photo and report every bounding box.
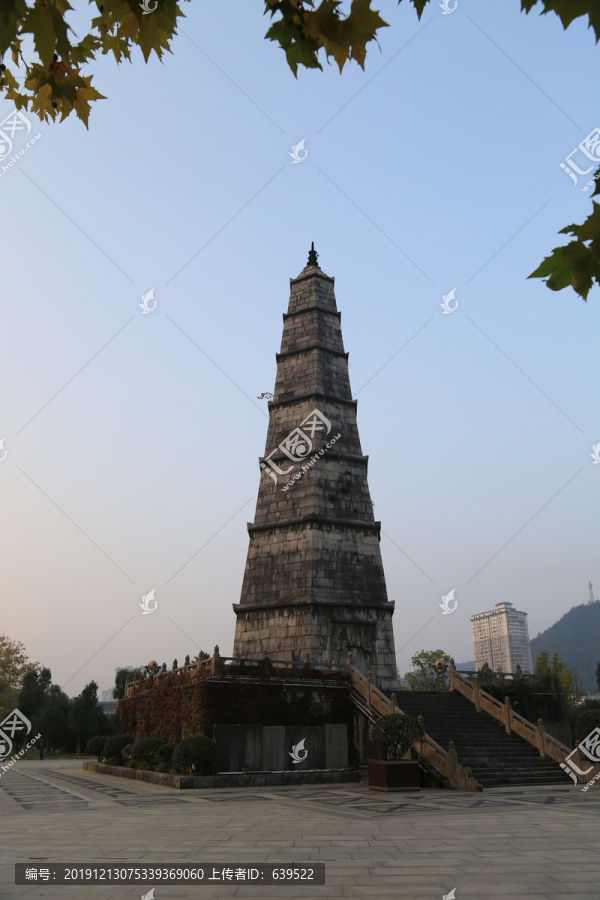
[1,1,599,698]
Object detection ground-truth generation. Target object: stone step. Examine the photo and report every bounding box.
[377,688,569,789]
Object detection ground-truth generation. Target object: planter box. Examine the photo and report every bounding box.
[368,759,420,792]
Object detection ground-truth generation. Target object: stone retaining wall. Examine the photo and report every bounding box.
[82,762,360,790]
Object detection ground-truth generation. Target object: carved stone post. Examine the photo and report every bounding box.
[504,697,512,734]
[447,739,458,787]
[473,674,481,712]
[213,644,220,676]
[366,668,372,708]
[449,658,456,691]
[537,718,546,757]
[390,692,396,713]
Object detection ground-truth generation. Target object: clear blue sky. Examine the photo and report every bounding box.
[1,1,598,697]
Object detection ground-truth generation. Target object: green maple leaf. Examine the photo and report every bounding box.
[342,0,388,70]
[529,240,599,300]
[22,4,72,69]
[0,0,27,59]
[521,1,600,43]
[406,0,430,18]
[559,201,600,242]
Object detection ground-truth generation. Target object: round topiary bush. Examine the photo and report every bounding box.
[157,743,177,766]
[103,735,133,766]
[104,756,122,766]
[85,735,110,761]
[172,736,219,775]
[369,714,424,761]
[130,738,164,769]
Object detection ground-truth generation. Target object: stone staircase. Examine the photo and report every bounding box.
[394,690,567,788]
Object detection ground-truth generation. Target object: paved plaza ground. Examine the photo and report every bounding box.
[0,759,598,899]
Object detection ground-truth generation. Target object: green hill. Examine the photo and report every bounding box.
[530,601,600,691]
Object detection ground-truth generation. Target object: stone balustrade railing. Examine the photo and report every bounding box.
[449,659,599,785]
[123,648,349,697]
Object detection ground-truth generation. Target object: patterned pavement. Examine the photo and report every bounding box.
[0,760,598,899]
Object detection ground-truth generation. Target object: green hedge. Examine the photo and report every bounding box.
[173,736,218,775]
[130,737,164,768]
[103,734,133,765]
[84,735,110,761]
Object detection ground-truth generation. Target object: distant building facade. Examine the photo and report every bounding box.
[471,601,533,673]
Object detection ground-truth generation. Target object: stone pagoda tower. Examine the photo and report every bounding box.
[232,245,397,691]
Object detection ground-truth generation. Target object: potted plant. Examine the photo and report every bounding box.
[368,713,424,792]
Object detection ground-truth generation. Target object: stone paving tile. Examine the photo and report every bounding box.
[1,763,599,900]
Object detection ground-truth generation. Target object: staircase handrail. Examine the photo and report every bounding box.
[448,659,599,784]
[348,665,481,792]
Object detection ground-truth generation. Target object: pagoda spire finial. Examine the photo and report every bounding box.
[307,242,319,267]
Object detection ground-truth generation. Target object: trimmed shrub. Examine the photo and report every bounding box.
[104,756,122,767]
[155,761,170,773]
[157,743,177,765]
[121,743,133,762]
[85,735,110,761]
[103,735,133,766]
[173,736,219,775]
[369,714,424,761]
[130,737,164,768]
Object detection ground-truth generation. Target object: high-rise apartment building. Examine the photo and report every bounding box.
[471,601,533,673]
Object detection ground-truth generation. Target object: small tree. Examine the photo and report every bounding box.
[68,682,107,755]
[85,735,110,762]
[404,650,451,691]
[113,668,144,700]
[369,714,424,761]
